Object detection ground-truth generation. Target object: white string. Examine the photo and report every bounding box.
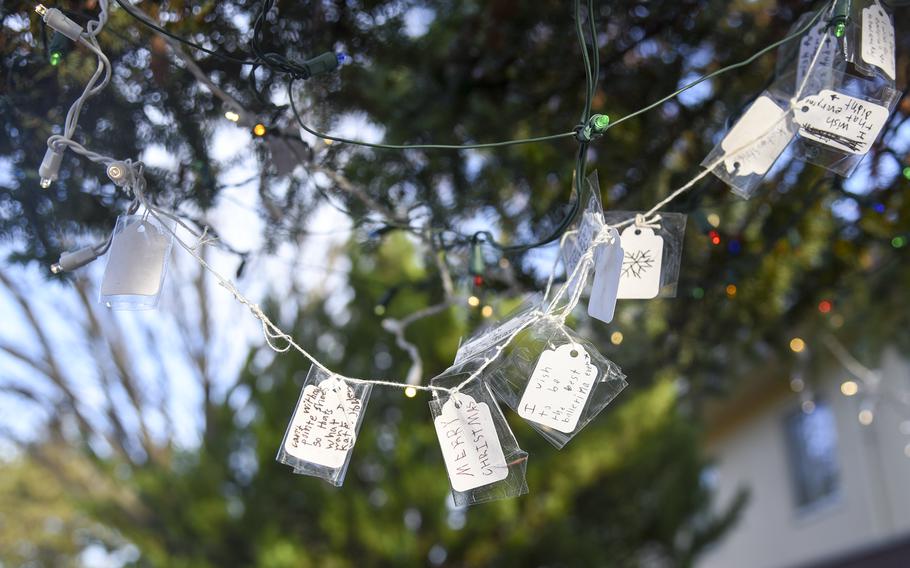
[45,1,838,399]
[633,213,662,230]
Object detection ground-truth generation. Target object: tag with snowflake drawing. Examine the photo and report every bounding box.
[617,226,663,299]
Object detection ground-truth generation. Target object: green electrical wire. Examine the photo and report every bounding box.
[605,2,829,132]
[285,91,577,150]
[289,1,829,150]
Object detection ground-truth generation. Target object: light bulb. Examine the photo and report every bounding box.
[404,386,417,398]
[840,380,858,397]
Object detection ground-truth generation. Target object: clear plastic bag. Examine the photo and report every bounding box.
[702,91,797,199]
[276,366,371,487]
[488,315,627,449]
[602,212,687,298]
[429,364,529,506]
[850,0,896,82]
[789,68,898,176]
[775,10,846,97]
[562,172,605,280]
[100,214,174,310]
[453,294,543,367]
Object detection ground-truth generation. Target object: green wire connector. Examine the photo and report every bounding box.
[831,0,851,38]
[469,240,485,276]
[47,31,72,66]
[576,114,611,142]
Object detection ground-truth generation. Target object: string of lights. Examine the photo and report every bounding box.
[33,0,854,396]
[101,0,830,257]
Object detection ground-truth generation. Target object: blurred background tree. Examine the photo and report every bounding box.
[1,0,908,566]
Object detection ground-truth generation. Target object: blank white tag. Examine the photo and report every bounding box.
[433,393,509,492]
[101,219,170,296]
[587,228,623,323]
[518,343,599,433]
[861,1,896,80]
[720,96,793,176]
[794,90,889,155]
[797,19,837,94]
[617,226,664,299]
[284,378,364,468]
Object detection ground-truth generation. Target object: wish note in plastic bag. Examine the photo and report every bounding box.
[429,366,528,506]
[775,11,843,97]
[790,70,897,176]
[603,212,688,299]
[277,366,371,487]
[703,93,797,199]
[853,0,896,82]
[488,316,627,449]
[100,214,174,310]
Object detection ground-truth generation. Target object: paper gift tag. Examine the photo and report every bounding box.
[861,1,896,81]
[101,219,171,296]
[794,90,889,155]
[719,96,794,176]
[587,228,623,323]
[518,343,599,433]
[283,377,364,469]
[617,226,664,300]
[796,19,837,94]
[433,392,509,492]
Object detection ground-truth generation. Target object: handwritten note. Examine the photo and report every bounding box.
[719,96,793,176]
[284,378,364,468]
[518,343,599,433]
[563,193,605,277]
[434,393,509,492]
[797,19,837,94]
[794,90,889,155]
[861,1,896,81]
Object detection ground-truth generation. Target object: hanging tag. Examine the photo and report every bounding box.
[283,377,364,469]
[101,219,170,297]
[719,96,794,176]
[861,1,896,81]
[794,90,889,155]
[617,226,664,300]
[518,343,599,433]
[796,19,837,93]
[433,392,509,492]
[587,228,623,323]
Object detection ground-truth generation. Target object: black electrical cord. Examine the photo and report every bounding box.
[111,0,257,64]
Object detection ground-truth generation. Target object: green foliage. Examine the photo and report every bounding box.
[1,0,909,565]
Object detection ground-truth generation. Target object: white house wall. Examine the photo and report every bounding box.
[698,350,910,568]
